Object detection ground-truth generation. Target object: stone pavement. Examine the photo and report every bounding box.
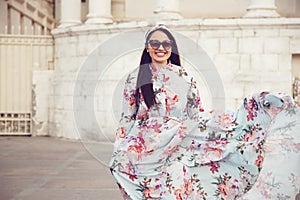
[0,136,122,200]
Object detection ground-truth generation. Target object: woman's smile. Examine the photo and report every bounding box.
[154,51,168,57]
[147,30,172,67]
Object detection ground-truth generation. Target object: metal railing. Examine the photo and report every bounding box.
[0,34,54,135]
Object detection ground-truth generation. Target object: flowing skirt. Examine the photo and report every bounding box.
[110,93,300,200]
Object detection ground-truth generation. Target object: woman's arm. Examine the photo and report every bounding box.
[185,77,204,120]
[115,73,138,141]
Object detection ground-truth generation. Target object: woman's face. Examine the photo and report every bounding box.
[147,30,172,65]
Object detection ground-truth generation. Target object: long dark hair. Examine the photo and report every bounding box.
[137,25,181,109]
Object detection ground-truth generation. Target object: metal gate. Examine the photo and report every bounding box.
[0,34,53,135]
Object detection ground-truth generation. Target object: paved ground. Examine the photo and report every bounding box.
[0,136,122,200]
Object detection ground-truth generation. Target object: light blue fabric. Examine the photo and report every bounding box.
[110,64,300,200]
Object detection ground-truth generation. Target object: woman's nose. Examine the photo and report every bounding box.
[157,44,164,50]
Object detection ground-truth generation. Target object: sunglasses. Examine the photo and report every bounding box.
[148,40,172,50]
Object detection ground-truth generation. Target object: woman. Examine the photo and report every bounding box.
[109,24,297,199]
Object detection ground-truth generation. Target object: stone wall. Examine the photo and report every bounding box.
[51,18,300,140]
[32,71,54,136]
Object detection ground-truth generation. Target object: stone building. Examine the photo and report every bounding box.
[1,0,300,141]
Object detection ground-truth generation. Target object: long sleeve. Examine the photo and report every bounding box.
[110,65,288,200]
[185,76,204,120]
[114,73,138,143]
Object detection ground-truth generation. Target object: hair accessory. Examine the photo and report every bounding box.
[145,24,172,42]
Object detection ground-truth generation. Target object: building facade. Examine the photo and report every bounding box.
[1,0,300,140]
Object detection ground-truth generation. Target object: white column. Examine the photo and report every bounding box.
[85,0,113,24]
[243,0,280,18]
[58,0,82,27]
[154,0,182,20]
[111,0,125,19]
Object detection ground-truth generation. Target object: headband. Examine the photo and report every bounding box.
[144,24,172,42]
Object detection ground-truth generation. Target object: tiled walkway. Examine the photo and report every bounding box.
[0,136,122,200]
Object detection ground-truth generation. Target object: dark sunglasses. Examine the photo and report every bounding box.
[148,40,172,50]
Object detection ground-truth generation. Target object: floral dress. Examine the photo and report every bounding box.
[109,63,299,200]
[242,94,300,200]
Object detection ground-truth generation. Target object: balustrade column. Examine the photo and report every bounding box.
[58,0,82,27]
[243,0,280,18]
[85,0,112,24]
[154,0,182,20]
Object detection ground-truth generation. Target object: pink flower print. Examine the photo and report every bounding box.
[152,121,162,133]
[123,89,129,98]
[166,95,178,113]
[172,95,179,103]
[293,142,300,152]
[246,111,255,121]
[204,142,224,161]
[127,144,143,160]
[191,80,197,88]
[129,95,135,107]
[255,154,264,168]
[146,186,162,198]
[204,147,223,160]
[167,63,172,68]
[231,179,239,189]
[142,189,152,198]
[164,63,173,71]
[122,163,137,182]
[155,184,160,190]
[218,183,228,197]
[137,109,148,120]
[174,189,183,200]
[215,138,230,145]
[243,132,252,142]
[116,127,126,138]
[184,179,193,195]
[166,103,170,114]
[182,166,186,175]
[208,161,221,174]
[189,140,201,151]
[245,98,258,121]
[195,92,204,112]
[128,173,137,181]
[177,126,187,139]
[163,75,170,83]
[218,113,235,130]
[146,120,162,133]
[204,161,221,174]
[150,64,158,73]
